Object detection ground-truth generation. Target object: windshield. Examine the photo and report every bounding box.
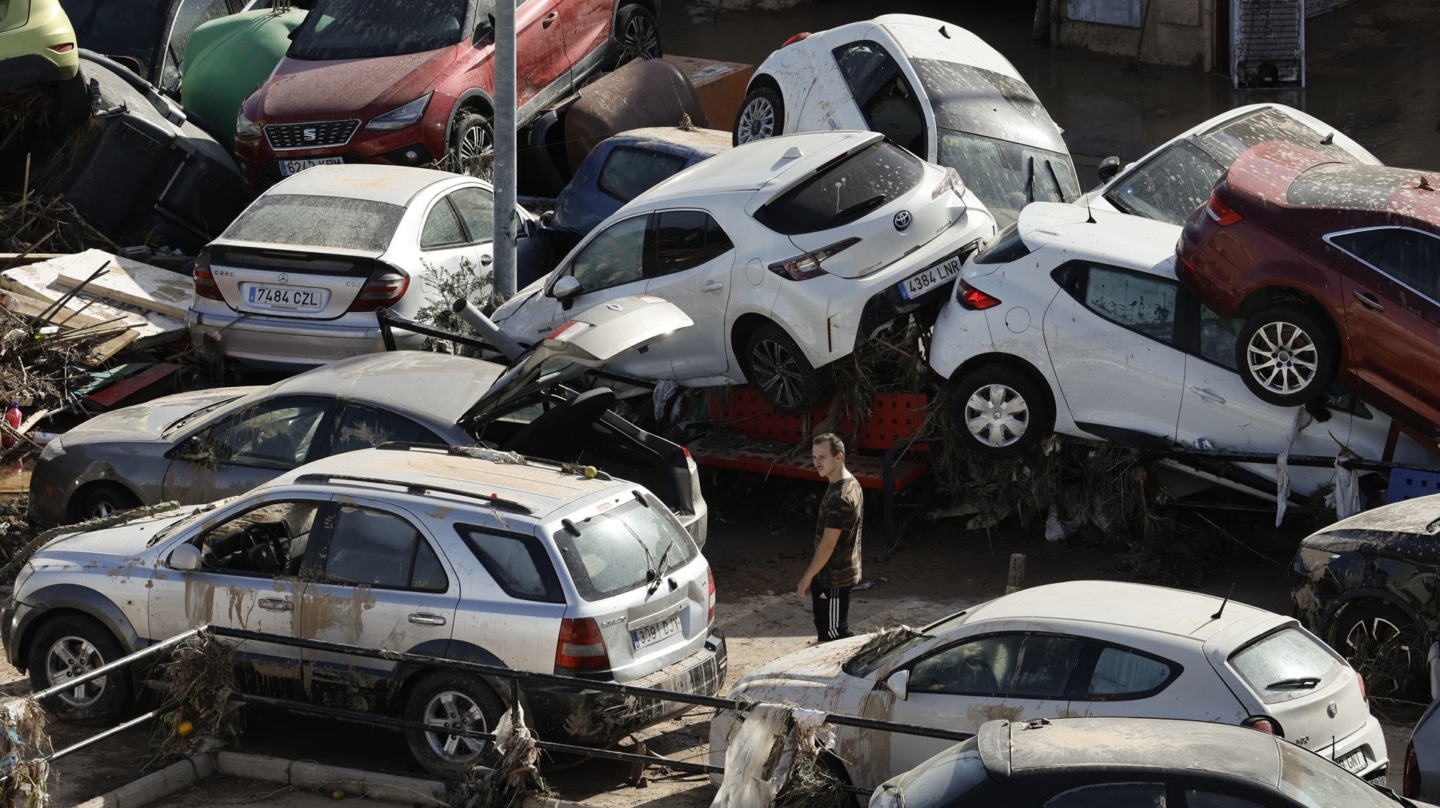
[289,0,476,60]
[222,195,404,253]
[62,0,166,75]
[938,130,1080,228]
[756,141,924,236]
[843,627,929,678]
[550,496,698,601]
[1278,742,1405,807]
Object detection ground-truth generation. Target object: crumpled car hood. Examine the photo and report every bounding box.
[61,388,253,444]
[730,634,874,709]
[1303,496,1440,553]
[260,49,458,118]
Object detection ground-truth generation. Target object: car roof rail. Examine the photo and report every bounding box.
[374,441,616,481]
[291,472,533,514]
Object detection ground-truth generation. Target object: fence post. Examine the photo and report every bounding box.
[1006,553,1026,594]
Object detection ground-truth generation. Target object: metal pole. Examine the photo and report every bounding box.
[492,0,518,300]
[30,628,203,702]
[46,701,181,763]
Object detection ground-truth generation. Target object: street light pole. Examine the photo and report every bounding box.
[492,0,518,300]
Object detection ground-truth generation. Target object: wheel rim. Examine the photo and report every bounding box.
[1342,615,1418,695]
[736,97,775,143]
[751,338,805,410]
[421,689,489,763]
[457,124,493,179]
[92,500,115,519]
[1246,320,1320,397]
[963,383,1029,448]
[623,14,660,59]
[46,635,108,707]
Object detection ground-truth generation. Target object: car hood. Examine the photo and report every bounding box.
[1302,496,1440,554]
[257,48,458,119]
[31,517,180,574]
[728,634,875,710]
[60,387,257,444]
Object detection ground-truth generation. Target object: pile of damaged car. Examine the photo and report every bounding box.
[4,2,1440,806]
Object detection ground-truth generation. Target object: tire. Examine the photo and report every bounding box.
[741,323,832,414]
[1234,306,1336,407]
[70,483,141,523]
[27,614,132,726]
[403,671,507,777]
[733,85,783,146]
[614,4,662,66]
[949,364,1055,458]
[1332,602,1425,699]
[449,113,494,181]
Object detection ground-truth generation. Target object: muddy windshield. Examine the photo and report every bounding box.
[551,496,698,601]
[938,131,1079,228]
[222,195,404,252]
[913,59,1068,155]
[289,0,476,60]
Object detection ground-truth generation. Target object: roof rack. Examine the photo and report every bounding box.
[291,472,532,514]
[373,441,615,481]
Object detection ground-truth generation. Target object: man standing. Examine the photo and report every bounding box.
[797,432,863,643]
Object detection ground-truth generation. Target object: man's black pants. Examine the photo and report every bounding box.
[811,585,854,642]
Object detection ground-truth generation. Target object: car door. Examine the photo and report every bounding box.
[321,402,446,456]
[161,396,335,504]
[514,0,571,108]
[643,210,736,379]
[300,501,459,701]
[419,190,492,303]
[887,632,1083,777]
[553,0,610,76]
[147,497,331,691]
[1329,227,1440,431]
[803,40,923,155]
[1043,263,1185,445]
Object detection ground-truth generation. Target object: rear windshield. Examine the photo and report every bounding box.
[289,0,475,60]
[1228,627,1345,705]
[756,142,924,236]
[551,496,698,601]
[1287,164,1418,211]
[223,195,404,253]
[912,59,1068,155]
[939,132,1078,228]
[1198,107,1372,168]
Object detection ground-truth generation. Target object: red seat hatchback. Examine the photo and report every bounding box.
[233,0,662,189]
[1179,140,1440,440]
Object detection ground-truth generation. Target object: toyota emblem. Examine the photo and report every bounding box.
[1327,702,1338,718]
[893,210,912,231]
[278,273,290,285]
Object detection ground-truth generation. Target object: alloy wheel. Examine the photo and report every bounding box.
[751,338,805,411]
[623,15,661,59]
[736,98,776,143]
[1342,614,1419,697]
[45,635,108,707]
[421,689,489,762]
[1245,320,1320,397]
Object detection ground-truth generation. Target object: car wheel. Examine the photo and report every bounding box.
[403,671,506,777]
[71,483,141,523]
[1234,306,1336,407]
[1333,603,1425,698]
[27,615,132,726]
[949,364,1055,457]
[449,113,494,181]
[742,322,832,414]
[733,85,783,146]
[614,4,662,64]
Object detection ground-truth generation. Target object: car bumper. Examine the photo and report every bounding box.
[188,310,424,370]
[1,599,16,669]
[857,244,976,345]
[527,630,727,745]
[0,52,79,87]
[234,120,446,190]
[1321,710,1389,782]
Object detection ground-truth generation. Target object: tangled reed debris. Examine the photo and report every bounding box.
[150,630,244,762]
[0,698,51,808]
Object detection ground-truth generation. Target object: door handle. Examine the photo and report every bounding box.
[543,11,558,25]
[1352,291,1385,312]
[701,280,725,292]
[259,598,293,612]
[1189,386,1227,404]
[409,613,447,626]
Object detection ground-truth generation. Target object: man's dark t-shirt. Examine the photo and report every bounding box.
[815,475,863,588]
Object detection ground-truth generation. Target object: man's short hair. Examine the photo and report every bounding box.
[813,432,845,457]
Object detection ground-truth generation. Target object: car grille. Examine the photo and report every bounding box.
[264,120,361,150]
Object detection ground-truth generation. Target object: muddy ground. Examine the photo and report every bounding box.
[2,471,1425,807]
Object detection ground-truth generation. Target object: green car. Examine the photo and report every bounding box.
[0,0,79,86]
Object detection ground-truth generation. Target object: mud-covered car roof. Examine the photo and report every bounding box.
[1007,202,1183,271]
[251,351,503,424]
[962,580,1271,641]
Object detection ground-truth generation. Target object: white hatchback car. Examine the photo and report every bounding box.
[493,130,996,412]
[188,163,542,370]
[710,580,1388,791]
[733,14,1079,228]
[927,202,1435,498]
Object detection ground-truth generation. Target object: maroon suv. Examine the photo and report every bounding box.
[233,0,662,189]
[1179,140,1440,440]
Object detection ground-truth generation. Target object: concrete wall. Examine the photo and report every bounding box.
[1055,0,1214,71]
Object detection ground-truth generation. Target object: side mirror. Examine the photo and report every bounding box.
[174,435,210,461]
[886,669,909,700]
[168,543,202,571]
[550,275,581,301]
[1097,156,1123,183]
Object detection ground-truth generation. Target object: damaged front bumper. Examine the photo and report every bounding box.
[528,630,727,745]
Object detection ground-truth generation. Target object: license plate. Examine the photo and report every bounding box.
[244,284,328,312]
[631,614,682,650]
[899,254,963,300]
[279,156,344,176]
[1336,748,1368,774]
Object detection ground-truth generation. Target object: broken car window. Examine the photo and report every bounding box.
[938,131,1079,228]
[289,0,470,60]
[224,195,403,253]
[757,142,923,235]
[199,499,323,576]
[833,42,925,155]
[322,505,447,591]
[204,398,332,470]
[1104,140,1223,226]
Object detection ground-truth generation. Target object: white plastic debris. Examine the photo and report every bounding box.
[712,703,794,808]
[1326,451,1363,520]
[653,379,679,424]
[1044,505,1068,542]
[1273,408,1313,526]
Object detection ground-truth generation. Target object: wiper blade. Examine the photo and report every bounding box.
[1266,676,1322,690]
[833,194,886,221]
[1025,155,1036,204]
[648,539,676,595]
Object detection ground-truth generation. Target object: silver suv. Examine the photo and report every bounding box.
[2,444,726,775]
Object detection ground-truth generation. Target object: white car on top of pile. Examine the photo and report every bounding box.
[710,580,1388,791]
[492,130,996,413]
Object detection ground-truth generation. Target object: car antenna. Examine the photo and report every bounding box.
[1320,131,1334,145]
[1084,181,1096,224]
[1211,583,1235,620]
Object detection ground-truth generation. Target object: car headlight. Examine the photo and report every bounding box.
[365,93,432,132]
[12,562,35,598]
[38,435,64,461]
[235,109,263,142]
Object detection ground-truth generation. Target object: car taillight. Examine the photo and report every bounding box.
[707,566,716,625]
[1406,740,1421,797]
[681,445,698,473]
[1358,672,1367,702]
[1242,716,1281,736]
[192,254,223,301]
[957,279,1000,310]
[1206,192,1243,225]
[348,268,409,312]
[555,617,609,672]
[768,238,859,281]
[781,32,810,47]
[933,166,966,200]
[49,43,75,54]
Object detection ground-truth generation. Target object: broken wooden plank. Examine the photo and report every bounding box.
[85,362,182,408]
[0,292,139,364]
[1,252,186,349]
[54,249,193,319]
